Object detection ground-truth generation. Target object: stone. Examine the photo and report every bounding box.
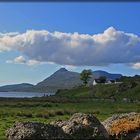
[6,113,109,140]
[53,113,109,139]
[6,122,69,140]
[102,112,140,140]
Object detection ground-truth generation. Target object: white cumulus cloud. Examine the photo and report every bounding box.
[6,56,26,64]
[131,62,140,69]
[1,27,140,66]
[6,56,42,66]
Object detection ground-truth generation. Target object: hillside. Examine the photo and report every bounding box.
[33,68,122,92]
[92,70,122,80]
[0,83,34,92]
[36,68,82,92]
[56,75,140,100]
[0,68,122,92]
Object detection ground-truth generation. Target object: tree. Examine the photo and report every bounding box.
[80,69,92,86]
[98,76,106,83]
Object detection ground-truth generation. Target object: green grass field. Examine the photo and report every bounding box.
[56,82,140,100]
[0,96,139,139]
[1,78,140,139]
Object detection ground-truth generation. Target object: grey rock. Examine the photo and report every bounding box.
[102,112,138,131]
[6,122,70,140]
[133,134,140,140]
[53,113,109,139]
[6,113,109,140]
[102,112,140,140]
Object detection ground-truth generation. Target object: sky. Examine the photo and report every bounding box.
[0,2,140,86]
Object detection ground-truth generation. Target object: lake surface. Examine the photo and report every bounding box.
[0,92,55,98]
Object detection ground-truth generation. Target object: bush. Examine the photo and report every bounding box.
[35,113,43,118]
[41,103,52,107]
[55,110,65,115]
[35,113,49,118]
[63,109,76,115]
[15,112,33,118]
[48,111,56,117]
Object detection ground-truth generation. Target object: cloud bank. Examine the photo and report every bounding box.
[1,27,140,67]
[6,56,43,66]
[131,63,140,70]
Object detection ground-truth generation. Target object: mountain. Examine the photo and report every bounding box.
[34,68,122,92]
[92,70,122,80]
[0,68,122,92]
[0,83,34,92]
[36,68,82,92]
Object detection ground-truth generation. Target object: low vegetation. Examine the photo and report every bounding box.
[0,96,139,139]
[56,75,140,100]
[56,86,90,97]
[0,75,140,139]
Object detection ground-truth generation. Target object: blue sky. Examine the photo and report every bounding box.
[0,2,140,85]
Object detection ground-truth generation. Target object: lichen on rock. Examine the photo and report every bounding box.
[103,112,140,140]
[52,113,109,139]
[6,122,69,140]
[6,113,109,140]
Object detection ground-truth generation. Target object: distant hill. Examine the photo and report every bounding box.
[92,70,122,80]
[56,75,140,100]
[0,68,122,92]
[35,68,82,92]
[0,83,34,92]
[34,68,122,92]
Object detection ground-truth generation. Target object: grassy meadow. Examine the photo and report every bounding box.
[1,77,140,139]
[0,94,139,139]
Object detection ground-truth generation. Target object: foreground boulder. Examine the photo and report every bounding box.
[52,113,109,139]
[6,122,70,140]
[6,113,109,140]
[103,112,140,140]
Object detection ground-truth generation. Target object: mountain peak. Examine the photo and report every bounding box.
[56,68,68,73]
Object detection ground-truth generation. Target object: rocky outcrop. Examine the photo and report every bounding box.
[6,112,140,140]
[6,122,70,140]
[6,113,109,140]
[52,113,109,139]
[103,112,140,140]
